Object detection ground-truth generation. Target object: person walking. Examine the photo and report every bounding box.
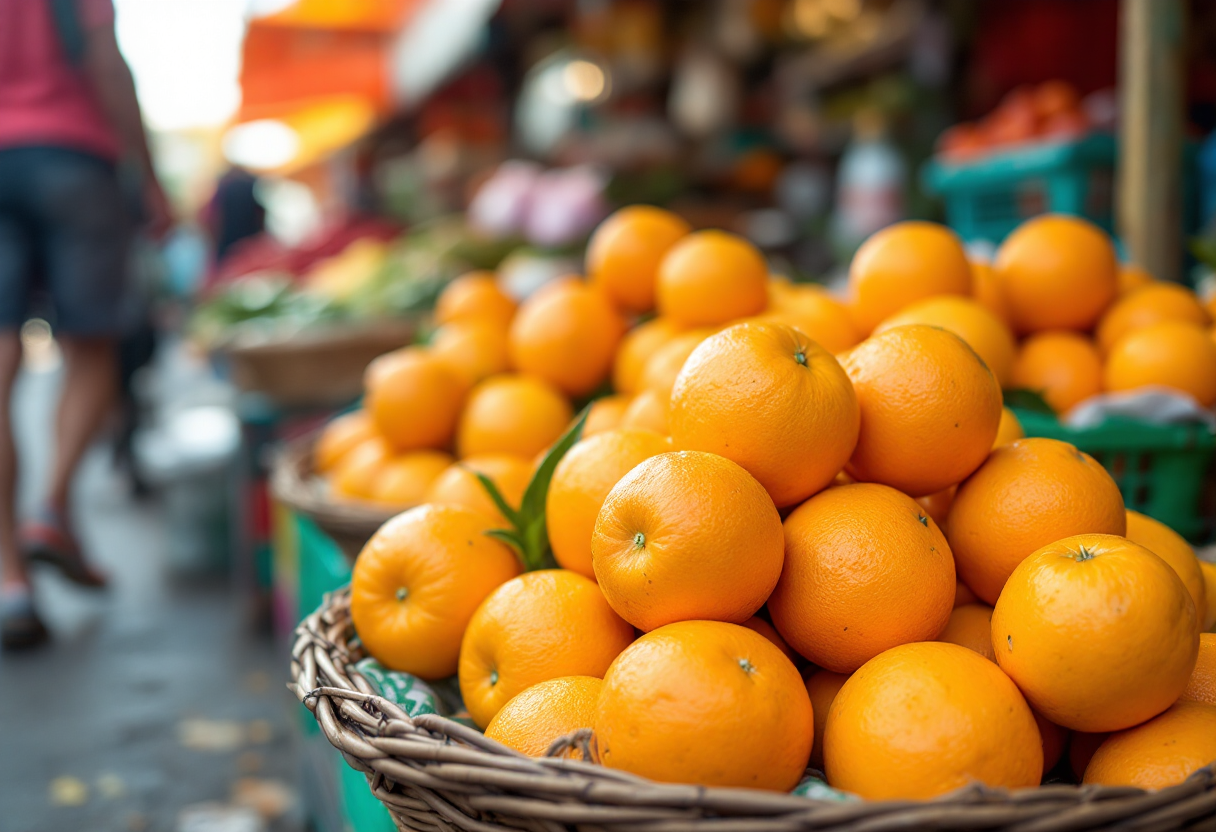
[0,0,171,648]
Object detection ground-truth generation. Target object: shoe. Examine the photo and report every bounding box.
[1,587,49,650]
[21,509,108,589]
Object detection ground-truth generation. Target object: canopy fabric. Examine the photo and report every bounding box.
[258,0,420,32]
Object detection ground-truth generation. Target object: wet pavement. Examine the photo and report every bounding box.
[0,349,303,832]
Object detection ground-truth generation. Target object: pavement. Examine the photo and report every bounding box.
[0,343,304,832]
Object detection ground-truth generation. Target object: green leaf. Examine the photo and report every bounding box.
[519,407,589,522]
[522,515,557,571]
[485,528,526,558]
[1003,388,1056,417]
[471,471,522,528]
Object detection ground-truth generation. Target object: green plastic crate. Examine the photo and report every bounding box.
[1013,408,1215,541]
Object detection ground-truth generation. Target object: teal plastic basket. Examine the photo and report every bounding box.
[1013,408,1216,541]
[921,133,1116,245]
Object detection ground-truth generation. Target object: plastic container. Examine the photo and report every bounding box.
[1013,408,1216,541]
[921,133,1116,245]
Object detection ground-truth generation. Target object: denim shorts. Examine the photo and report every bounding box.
[0,146,133,336]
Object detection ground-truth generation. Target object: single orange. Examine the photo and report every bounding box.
[994,406,1025,447]
[594,620,812,790]
[619,389,668,434]
[456,374,573,459]
[434,271,516,329]
[874,296,1017,387]
[428,321,511,386]
[425,454,532,526]
[825,642,1042,799]
[992,533,1200,732]
[993,214,1118,334]
[592,451,784,632]
[1011,331,1102,414]
[459,570,634,728]
[916,485,955,528]
[1104,321,1216,407]
[1083,701,1216,788]
[971,260,1011,325]
[366,347,467,452]
[1125,510,1207,627]
[1180,633,1216,705]
[350,505,521,678]
[655,230,769,328]
[669,322,859,507]
[843,325,1002,497]
[762,284,861,354]
[546,428,670,580]
[484,676,602,758]
[1117,264,1155,295]
[1096,282,1210,355]
[331,436,393,500]
[947,438,1126,604]
[954,579,980,608]
[314,410,376,474]
[741,616,798,663]
[846,221,972,335]
[638,329,714,400]
[587,205,691,313]
[768,483,956,673]
[805,671,849,769]
[612,317,685,395]
[936,603,995,662]
[1203,561,1216,631]
[583,394,632,436]
[1035,712,1068,773]
[372,451,454,507]
[508,278,625,397]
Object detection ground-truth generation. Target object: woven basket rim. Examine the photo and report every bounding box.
[290,587,1216,832]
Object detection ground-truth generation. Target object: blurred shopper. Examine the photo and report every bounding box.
[203,167,266,266]
[0,0,171,648]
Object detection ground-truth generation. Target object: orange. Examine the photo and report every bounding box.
[824,642,1042,799]
[874,296,1017,387]
[314,410,376,474]
[456,374,573,459]
[971,260,1010,325]
[1181,633,1216,705]
[1035,712,1068,773]
[655,230,768,327]
[1117,264,1155,295]
[1203,561,1216,631]
[843,325,1002,497]
[594,620,812,790]
[484,676,602,758]
[546,429,670,580]
[1083,701,1216,788]
[365,347,467,452]
[993,214,1118,334]
[331,436,393,500]
[768,483,955,673]
[1011,332,1102,414]
[954,579,980,608]
[587,205,691,313]
[372,451,454,507]
[350,505,521,678]
[583,394,631,436]
[1104,321,1216,407]
[619,389,668,434]
[612,318,685,395]
[508,278,625,397]
[994,406,1024,447]
[805,671,849,769]
[1125,510,1207,626]
[669,322,859,507]
[1069,732,1108,780]
[741,616,797,663]
[846,221,972,335]
[434,271,516,329]
[762,284,861,354]
[992,533,1200,732]
[428,321,511,386]
[638,329,714,400]
[1096,282,1210,355]
[946,438,1126,604]
[425,454,531,526]
[459,570,633,728]
[916,486,955,527]
[592,451,784,631]
[936,603,995,662]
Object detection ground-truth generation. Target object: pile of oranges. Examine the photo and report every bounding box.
[937,81,1093,161]
[316,204,1216,801]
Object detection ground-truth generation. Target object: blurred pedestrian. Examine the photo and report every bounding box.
[0,0,171,648]
[203,167,266,266]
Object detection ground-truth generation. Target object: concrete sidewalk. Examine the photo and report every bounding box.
[0,352,302,832]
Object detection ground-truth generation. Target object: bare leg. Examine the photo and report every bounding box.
[0,332,23,589]
[47,336,117,517]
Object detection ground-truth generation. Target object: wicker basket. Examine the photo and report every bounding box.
[271,434,397,561]
[292,588,1216,832]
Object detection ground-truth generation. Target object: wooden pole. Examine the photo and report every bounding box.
[1118,0,1185,282]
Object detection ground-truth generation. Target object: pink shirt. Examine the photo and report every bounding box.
[0,0,121,160]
